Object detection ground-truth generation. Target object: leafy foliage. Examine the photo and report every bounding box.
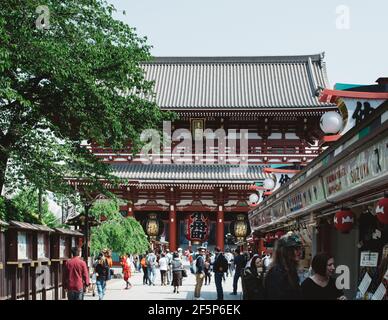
[91,215,149,256]
[89,198,121,220]
[0,188,61,227]
[90,200,149,255]
[0,0,174,195]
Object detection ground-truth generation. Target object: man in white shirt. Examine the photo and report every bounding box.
[158,253,168,285]
[224,249,234,277]
[165,249,173,285]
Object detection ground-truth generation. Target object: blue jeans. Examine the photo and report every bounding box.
[148,267,157,285]
[96,280,106,300]
[67,289,84,300]
[215,273,224,300]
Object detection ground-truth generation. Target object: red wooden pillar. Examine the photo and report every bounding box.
[127,202,134,217]
[258,238,265,255]
[169,205,177,252]
[216,206,224,251]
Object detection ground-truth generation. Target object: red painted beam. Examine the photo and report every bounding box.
[248,185,266,191]
[323,135,341,142]
[319,89,388,102]
[263,168,301,174]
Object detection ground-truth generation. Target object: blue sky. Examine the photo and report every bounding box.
[108,0,387,86]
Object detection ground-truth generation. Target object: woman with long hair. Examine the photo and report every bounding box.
[242,255,265,300]
[264,232,303,300]
[301,252,346,300]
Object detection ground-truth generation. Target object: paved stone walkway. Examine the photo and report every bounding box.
[84,262,243,301]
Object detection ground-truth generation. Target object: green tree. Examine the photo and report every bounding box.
[0,188,61,227]
[0,0,174,195]
[91,214,149,256]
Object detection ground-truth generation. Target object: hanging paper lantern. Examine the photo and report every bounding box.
[142,213,164,240]
[320,111,344,134]
[185,212,210,243]
[230,214,251,243]
[375,197,388,225]
[334,209,354,233]
[263,178,275,190]
[249,193,260,205]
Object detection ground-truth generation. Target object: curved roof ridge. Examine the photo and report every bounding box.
[143,53,325,64]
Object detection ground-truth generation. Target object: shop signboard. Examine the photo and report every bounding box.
[323,137,388,200]
[272,201,285,220]
[284,179,325,215]
[248,213,261,230]
[59,236,67,258]
[360,252,379,267]
[17,232,28,260]
[263,208,272,224]
[37,234,48,259]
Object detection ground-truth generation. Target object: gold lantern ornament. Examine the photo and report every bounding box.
[143,213,164,241]
[230,214,250,244]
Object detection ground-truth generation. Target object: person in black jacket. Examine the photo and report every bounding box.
[301,252,346,300]
[213,246,228,300]
[231,248,247,295]
[264,232,303,300]
[194,247,206,299]
[94,253,110,300]
[242,255,265,300]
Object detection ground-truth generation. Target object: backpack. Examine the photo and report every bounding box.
[147,254,156,267]
[215,253,228,273]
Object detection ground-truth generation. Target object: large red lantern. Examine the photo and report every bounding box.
[185,212,209,243]
[334,209,354,233]
[375,197,388,225]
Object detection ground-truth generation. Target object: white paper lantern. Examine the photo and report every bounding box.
[249,193,259,205]
[263,178,275,190]
[320,112,343,134]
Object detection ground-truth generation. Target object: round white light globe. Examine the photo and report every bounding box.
[320,112,343,134]
[249,193,259,204]
[263,178,275,190]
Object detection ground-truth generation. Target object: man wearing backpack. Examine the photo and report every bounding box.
[146,250,157,286]
[194,247,206,300]
[213,246,228,300]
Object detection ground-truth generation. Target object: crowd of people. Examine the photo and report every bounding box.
[61,231,387,300]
